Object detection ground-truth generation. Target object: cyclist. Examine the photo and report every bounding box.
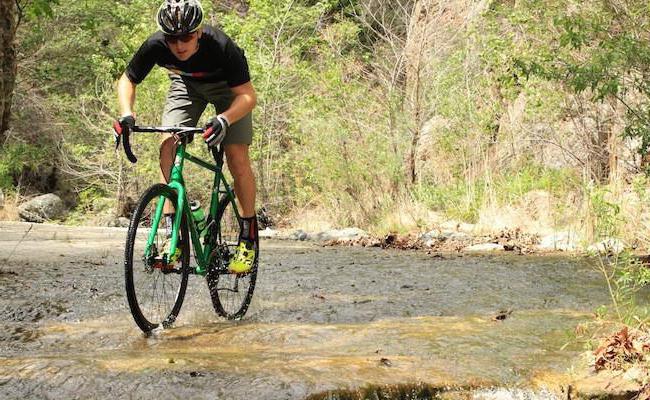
[114,0,257,273]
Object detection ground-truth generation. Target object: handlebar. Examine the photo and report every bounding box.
[120,125,205,164]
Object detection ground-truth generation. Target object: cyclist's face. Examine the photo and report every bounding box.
[165,31,200,61]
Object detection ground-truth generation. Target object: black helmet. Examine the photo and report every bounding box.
[156,0,204,36]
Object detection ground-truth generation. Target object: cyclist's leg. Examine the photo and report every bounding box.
[223,144,255,217]
[201,82,255,215]
[160,74,207,216]
[201,81,256,273]
[224,142,257,273]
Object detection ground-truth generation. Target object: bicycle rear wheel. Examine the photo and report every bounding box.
[205,194,258,320]
[124,184,190,333]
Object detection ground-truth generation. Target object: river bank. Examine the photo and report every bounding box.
[259,225,623,256]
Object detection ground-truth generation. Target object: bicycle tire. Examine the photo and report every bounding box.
[205,194,258,320]
[125,183,190,333]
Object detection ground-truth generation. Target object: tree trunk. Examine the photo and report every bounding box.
[0,0,18,146]
[404,0,433,186]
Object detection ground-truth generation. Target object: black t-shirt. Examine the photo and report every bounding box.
[125,25,251,87]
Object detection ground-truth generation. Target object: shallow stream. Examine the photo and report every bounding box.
[0,222,610,399]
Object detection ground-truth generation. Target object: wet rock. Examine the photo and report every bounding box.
[537,231,579,251]
[379,357,392,367]
[259,227,278,239]
[622,366,647,382]
[419,229,441,240]
[449,232,470,240]
[283,229,308,241]
[571,369,642,400]
[423,239,437,248]
[464,243,505,252]
[268,228,369,242]
[18,193,66,222]
[313,228,368,241]
[588,238,626,255]
[104,217,130,228]
[419,229,442,245]
[492,309,513,321]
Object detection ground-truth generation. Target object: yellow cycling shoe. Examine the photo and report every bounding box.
[229,241,256,274]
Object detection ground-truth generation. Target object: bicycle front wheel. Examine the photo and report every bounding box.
[124,183,190,333]
[205,194,258,320]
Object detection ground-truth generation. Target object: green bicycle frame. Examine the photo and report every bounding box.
[144,143,239,275]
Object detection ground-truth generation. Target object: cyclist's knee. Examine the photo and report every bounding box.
[159,135,176,159]
[225,145,252,177]
[160,134,176,149]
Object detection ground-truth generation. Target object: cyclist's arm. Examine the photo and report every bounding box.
[221,81,256,125]
[117,73,137,117]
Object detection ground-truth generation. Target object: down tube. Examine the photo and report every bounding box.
[145,195,167,257]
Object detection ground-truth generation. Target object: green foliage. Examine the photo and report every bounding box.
[20,0,59,19]
[504,0,650,156]
[0,143,43,189]
[7,0,647,245]
[588,187,623,240]
[414,164,578,223]
[11,0,166,201]
[595,251,650,328]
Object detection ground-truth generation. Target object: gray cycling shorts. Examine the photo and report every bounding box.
[161,74,253,145]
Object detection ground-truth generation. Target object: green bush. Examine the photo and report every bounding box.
[0,143,45,190]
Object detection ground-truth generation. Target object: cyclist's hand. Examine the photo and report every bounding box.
[203,115,229,148]
[112,115,136,148]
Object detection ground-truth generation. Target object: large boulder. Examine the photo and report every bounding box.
[18,193,66,223]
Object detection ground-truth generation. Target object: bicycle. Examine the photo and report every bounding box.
[116,124,258,333]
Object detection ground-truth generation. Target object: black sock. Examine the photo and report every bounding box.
[240,216,257,244]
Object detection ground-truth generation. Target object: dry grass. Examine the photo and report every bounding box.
[283,207,335,232]
[372,197,444,235]
[0,194,19,221]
